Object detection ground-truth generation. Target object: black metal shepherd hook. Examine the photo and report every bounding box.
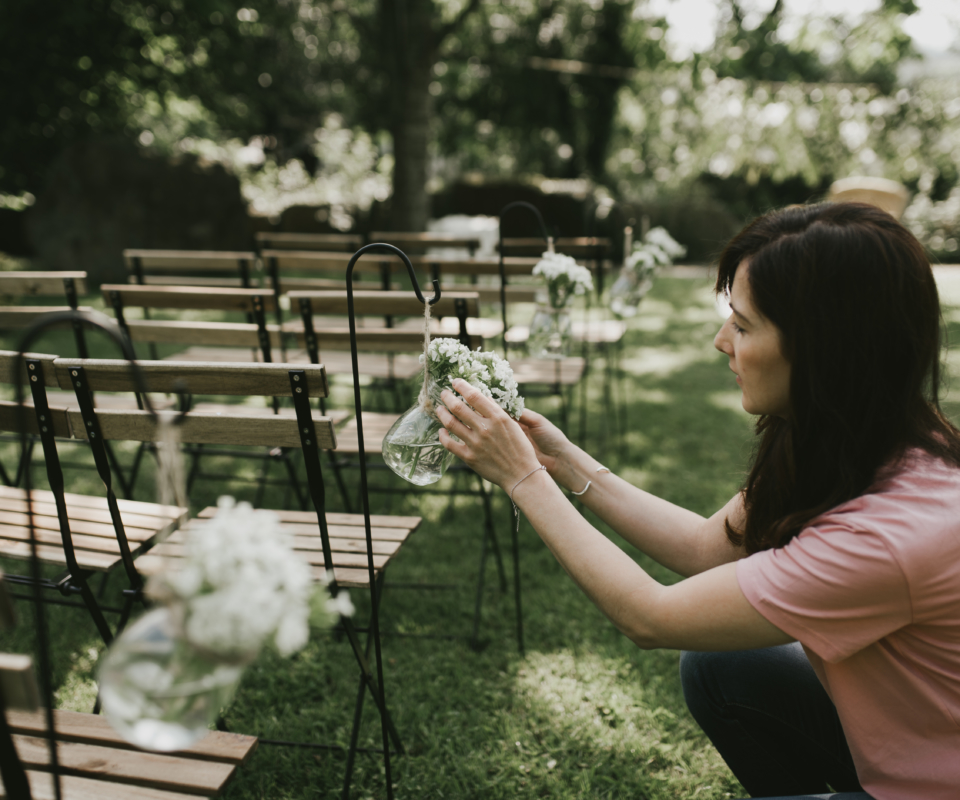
[344,242,438,800]
[497,201,552,357]
[10,309,185,800]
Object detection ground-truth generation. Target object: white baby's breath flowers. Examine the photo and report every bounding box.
[612,227,686,319]
[625,226,686,275]
[532,251,594,309]
[149,496,341,661]
[419,338,525,419]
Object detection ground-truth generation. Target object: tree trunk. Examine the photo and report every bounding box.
[390,57,433,231]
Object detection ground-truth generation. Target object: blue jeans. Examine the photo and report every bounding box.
[680,643,873,799]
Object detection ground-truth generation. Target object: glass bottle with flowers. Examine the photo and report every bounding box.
[610,226,686,318]
[98,497,350,752]
[381,338,525,485]
[528,250,594,357]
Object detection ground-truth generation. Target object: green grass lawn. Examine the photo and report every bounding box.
[4,268,960,799]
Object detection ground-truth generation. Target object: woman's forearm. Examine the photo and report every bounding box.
[548,444,743,577]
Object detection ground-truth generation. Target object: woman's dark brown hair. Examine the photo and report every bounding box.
[716,202,960,553]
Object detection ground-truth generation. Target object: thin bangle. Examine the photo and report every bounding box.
[510,464,547,507]
[570,466,611,497]
[510,464,547,534]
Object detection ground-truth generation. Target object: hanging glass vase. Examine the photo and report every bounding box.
[381,377,458,486]
[98,606,252,752]
[609,268,653,319]
[527,304,572,358]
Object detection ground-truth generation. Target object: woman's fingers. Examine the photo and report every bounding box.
[450,378,502,418]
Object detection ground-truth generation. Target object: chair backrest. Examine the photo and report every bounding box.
[497,236,611,259]
[368,231,481,255]
[287,290,483,361]
[100,284,280,362]
[122,249,259,288]
[55,359,335,451]
[255,231,364,252]
[0,272,92,357]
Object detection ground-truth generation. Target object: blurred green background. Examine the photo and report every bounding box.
[1,0,958,282]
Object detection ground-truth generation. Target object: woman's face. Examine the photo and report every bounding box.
[714,261,792,418]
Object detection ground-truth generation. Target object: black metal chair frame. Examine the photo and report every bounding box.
[296,283,516,649]
[105,286,309,510]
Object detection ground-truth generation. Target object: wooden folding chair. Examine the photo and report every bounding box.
[368,231,481,255]
[0,564,257,799]
[0,350,188,647]
[60,357,417,799]
[0,272,94,488]
[254,231,364,253]
[122,249,260,289]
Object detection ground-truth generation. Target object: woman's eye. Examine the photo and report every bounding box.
[732,321,745,334]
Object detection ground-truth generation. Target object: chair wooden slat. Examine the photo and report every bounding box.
[66,409,338,450]
[285,289,480,318]
[368,231,481,251]
[0,272,89,296]
[4,709,257,765]
[260,250,544,276]
[0,401,72,438]
[122,250,257,272]
[12,734,235,795]
[9,771,200,800]
[255,232,363,251]
[0,307,98,329]
[119,320,283,348]
[288,328,482,353]
[0,351,60,387]
[53,359,329,398]
[101,285,277,314]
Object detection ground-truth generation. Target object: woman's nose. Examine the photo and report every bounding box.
[714,317,733,355]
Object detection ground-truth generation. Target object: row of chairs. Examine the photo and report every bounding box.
[0,334,417,797]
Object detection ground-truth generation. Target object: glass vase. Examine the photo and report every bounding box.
[527,304,572,358]
[381,379,458,486]
[609,269,653,319]
[98,606,251,752]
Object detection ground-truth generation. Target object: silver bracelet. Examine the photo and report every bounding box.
[510,464,547,508]
[571,466,611,496]
[510,464,547,533]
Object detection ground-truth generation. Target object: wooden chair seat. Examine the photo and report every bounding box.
[0,486,186,573]
[3,708,257,799]
[137,508,421,589]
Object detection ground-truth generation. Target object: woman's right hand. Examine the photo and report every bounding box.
[517,408,571,475]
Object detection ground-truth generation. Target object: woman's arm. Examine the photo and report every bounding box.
[518,407,745,577]
[437,379,789,651]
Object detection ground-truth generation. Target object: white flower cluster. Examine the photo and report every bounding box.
[532,250,594,309]
[150,497,334,660]
[420,338,525,419]
[626,226,687,274]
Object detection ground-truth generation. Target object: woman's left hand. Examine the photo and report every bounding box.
[436,378,541,490]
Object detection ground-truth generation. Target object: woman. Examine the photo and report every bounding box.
[436,202,960,800]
